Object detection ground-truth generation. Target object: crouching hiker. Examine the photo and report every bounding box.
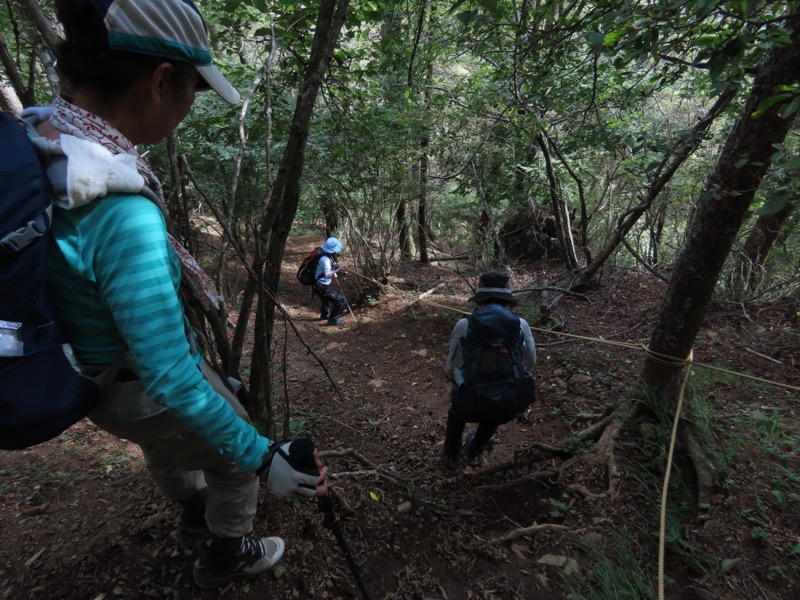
[315,237,347,326]
[29,0,327,588]
[443,271,537,469]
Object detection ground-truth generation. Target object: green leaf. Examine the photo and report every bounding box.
[477,0,502,16]
[755,189,790,216]
[778,94,800,119]
[455,10,478,26]
[707,51,729,83]
[752,93,792,118]
[588,32,606,52]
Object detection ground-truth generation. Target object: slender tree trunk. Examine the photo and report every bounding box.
[734,201,796,291]
[572,87,737,289]
[322,203,338,236]
[637,13,800,490]
[417,138,430,263]
[0,30,35,107]
[536,133,579,270]
[248,0,350,429]
[15,0,60,99]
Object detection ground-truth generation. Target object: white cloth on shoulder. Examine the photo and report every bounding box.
[58,135,145,209]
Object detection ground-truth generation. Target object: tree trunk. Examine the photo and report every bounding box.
[637,13,800,485]
[536,133,579,270]
[248,0,350,430]
[572,87,737,289]
[417,140,430,263]
[395,198,412,260]
[15,0,61,99]
[0,32,35,107]
[0,81,22,115]
[734,200,796,291]
[322,203,338,236]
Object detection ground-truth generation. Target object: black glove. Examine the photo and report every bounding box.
[258,438,321,499]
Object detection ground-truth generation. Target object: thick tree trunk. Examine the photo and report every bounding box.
[637,13,800,469]
[395,198,412,260]
[248,0,350,429]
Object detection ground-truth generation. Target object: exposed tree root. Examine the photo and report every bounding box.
[472,442,571,477]
[490,523,576,544]
[477,470,559,491]
[473,403,628,509]
[679,424,717,509]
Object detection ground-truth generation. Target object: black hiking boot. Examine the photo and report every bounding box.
[465,430,489,467]
[193,534,285,589]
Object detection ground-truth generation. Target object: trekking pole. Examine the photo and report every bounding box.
[318,494,371,600]
[333,275,357,323]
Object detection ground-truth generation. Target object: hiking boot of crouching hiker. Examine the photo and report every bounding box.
[176,488,210,547]
[465,430,489,467]
[443,451,460,470]
[193,534,285,589]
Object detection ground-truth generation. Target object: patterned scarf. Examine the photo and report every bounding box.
[49,97,222,312]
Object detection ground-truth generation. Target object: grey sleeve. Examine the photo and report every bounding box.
[520,319,537,369]
[444,318,469,381]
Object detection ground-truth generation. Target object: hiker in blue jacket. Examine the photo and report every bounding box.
[443,271,537,469]
[314,237,347,326]
[29,0,327,589]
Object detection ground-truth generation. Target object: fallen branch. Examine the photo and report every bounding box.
[404,283,446,310]
[319,447,376,468]
[320,447,408,484]
[743,346,783,365]
[516,286,590,301]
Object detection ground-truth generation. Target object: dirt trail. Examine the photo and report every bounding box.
[1,232,798,599]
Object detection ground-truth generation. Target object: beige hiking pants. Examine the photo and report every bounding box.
[89,360,258,538]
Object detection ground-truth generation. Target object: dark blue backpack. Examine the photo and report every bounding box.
[454,304,536,424]
[0,112,103,450]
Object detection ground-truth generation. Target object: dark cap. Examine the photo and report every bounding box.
[468,271,516,305]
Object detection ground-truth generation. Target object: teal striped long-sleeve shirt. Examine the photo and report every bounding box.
[45,193,269,472]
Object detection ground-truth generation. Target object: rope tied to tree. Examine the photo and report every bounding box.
[654,348,693,600]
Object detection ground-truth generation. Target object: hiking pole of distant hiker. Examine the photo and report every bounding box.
[318,494,371,600]
[334,274,357,323]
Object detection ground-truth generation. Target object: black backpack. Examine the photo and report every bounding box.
[453,304,535,424]
[297,246,324,288]
[0,112,109,450]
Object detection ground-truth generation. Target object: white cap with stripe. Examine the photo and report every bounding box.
[91,0,240,104]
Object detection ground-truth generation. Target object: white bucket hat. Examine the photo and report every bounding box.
[92,0,240,104]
